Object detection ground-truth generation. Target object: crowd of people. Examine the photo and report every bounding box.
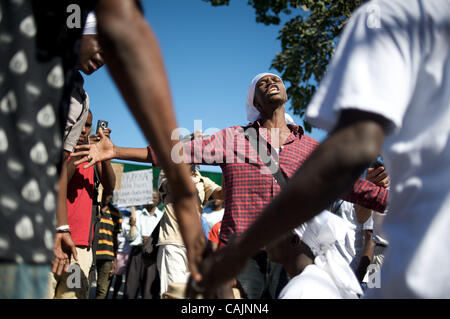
[0,0,449,299]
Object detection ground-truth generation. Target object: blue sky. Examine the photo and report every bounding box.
[84,0,327,172]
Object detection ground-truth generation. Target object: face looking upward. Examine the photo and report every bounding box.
[253,75,288,115]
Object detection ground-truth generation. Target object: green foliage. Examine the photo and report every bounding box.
[203,0,363,131]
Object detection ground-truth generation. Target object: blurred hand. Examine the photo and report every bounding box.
[109,259,117,278]
[186,237,249,299]
[72,128,115,168]
[52,232,78,276]
[129,216,136,227]
[366,166,390,188]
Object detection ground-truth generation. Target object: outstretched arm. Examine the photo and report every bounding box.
[73,129,226,168]
[73,129,153,165]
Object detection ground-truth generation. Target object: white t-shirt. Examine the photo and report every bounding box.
[127,208,164,246]
[334,200,374,271]
[201,208,224,230]
[279,265,346,299]
[306,0,450,298]
[117,215,131,254]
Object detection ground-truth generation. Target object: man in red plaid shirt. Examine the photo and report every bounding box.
[74,73,388,298]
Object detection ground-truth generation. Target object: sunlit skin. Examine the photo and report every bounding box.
[78,34,105,75]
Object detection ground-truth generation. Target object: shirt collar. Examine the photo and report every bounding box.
[247,120,305,139]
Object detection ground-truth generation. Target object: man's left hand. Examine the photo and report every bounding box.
[186,237,249,298]
[366,166,390,188]
[109,259,117,278]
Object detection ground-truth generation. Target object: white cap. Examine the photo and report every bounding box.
[285,113,295,125]
[294,210,363,298]
[83,12,97,35]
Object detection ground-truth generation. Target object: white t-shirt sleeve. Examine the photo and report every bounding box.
[306,0,421,133]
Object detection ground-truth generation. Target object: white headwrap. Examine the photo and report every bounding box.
[294,210,363,299]
[285,113,295,125]
[246,73,284,122]
[83,12,97,35]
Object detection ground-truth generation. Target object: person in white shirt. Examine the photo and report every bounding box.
[201,199,225,238]
[267,210,362,299]
[329,162,390,285]
[111,210,131,299]
[123,191,163,299]
[305,0,450,298]
[195,0,450,299]
[331,201,374,271]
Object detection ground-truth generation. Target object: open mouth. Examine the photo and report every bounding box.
[267,85,280,95]
[87,61,98,73]
[87,57,104,73]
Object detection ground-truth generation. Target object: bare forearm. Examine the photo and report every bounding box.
[129,206,136,239]
[56,160,69,227]
[113,146,152,163]
[95,0,206,279]
[96,0,195,198]
[100,160,116,192]
[67,157,79,182]
[129,226,136,240]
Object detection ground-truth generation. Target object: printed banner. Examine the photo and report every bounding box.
[113,169,153,207]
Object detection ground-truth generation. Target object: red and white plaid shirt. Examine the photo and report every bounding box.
[148,121,388,244]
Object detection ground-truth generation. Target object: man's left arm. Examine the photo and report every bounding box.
[97,160,116,194]
[343,178,388,213]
